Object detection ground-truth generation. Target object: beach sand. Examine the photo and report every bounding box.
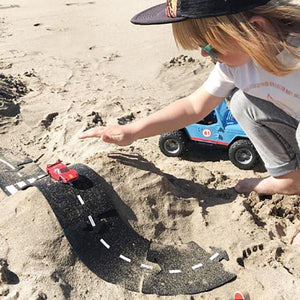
[1,0,300,299]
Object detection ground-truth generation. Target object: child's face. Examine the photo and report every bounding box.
[200,37,251,67]
[201,47,251,67]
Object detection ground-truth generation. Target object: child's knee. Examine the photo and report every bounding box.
[229,89,249,120]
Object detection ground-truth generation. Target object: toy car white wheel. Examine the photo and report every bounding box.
[228,139,259,170]
[159,130,188,157]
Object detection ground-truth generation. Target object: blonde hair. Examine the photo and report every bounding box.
[172,0,300,76]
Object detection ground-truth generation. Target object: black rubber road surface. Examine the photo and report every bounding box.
[0,148,236,295]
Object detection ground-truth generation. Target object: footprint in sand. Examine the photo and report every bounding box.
[0,5,20,10]
[66,2,95,6]
[236,243,264,267]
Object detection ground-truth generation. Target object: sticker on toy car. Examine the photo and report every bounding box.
[202,129,212,137]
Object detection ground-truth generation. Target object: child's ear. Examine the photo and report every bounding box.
[249,16,268,31]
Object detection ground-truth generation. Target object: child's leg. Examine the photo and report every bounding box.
[230,90,300,195]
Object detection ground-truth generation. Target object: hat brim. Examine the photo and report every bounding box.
[131,3,187,25]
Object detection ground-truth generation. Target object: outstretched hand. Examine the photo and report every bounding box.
[79,125,136,146]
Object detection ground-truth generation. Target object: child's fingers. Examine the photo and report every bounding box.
[79,126,131,146]
[78,127,104,139]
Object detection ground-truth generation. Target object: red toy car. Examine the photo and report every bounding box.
[46,160,78,183]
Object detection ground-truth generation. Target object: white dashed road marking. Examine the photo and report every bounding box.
[27,178,36,184]
[100,239,110,249]
[17,172,22,177]
[192,263,203,270]
[210,253,219,261]
[4,175,48,195]
[16,181,27,188]
[169,269,182,274]
[88,215,96,227]
[0,159,16,170]
[5,185,18,195]
[77,195,85,205]
[119,255,131,263]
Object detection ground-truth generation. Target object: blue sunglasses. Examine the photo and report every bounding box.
[201,44,218,59]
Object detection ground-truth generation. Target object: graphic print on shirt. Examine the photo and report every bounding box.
[244,81,300,101]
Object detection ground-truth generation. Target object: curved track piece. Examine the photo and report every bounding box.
[143,242,235,295]
[35,164,151,292]
[0,149,237,295]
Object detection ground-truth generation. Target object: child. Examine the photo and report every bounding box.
[79,0,300,196]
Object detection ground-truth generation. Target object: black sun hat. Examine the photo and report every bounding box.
[131,0,272,25]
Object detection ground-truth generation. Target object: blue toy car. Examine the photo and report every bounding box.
[159,100,260,170]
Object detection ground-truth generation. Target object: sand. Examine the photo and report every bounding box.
[0,0,300,299]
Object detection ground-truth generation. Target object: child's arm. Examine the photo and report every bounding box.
[79,86,223,146]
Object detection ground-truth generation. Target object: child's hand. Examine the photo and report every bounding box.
[78,125,136,146]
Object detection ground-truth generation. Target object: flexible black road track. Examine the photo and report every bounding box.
[0,148,236,295]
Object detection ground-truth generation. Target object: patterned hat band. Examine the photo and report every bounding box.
[165,0,178,18]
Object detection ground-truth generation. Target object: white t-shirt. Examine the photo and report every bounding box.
[203,37,300,120]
